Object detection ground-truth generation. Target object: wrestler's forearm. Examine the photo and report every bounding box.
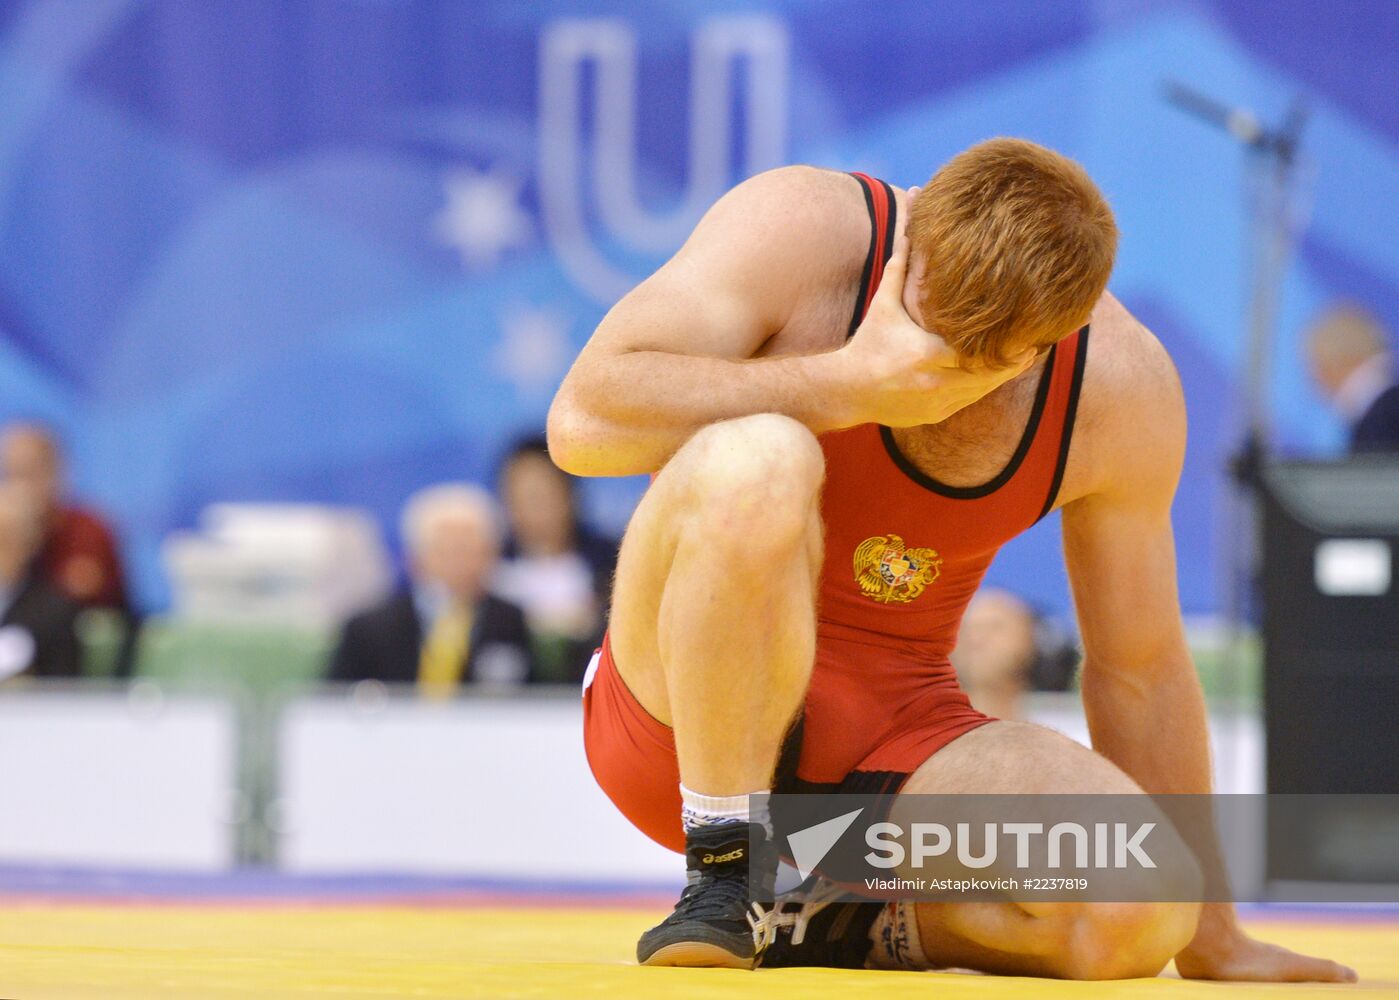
[1081,653,1246,952]
[548,348,856,477]
[1081,648,1211,794]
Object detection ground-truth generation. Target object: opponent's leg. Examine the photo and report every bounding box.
[890,722,1201,979]
[607,414,825,967]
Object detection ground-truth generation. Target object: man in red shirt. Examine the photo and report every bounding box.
[2,423,129,611]
[548,140,1351,982]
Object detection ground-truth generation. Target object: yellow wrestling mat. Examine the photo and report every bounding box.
[0,903,1394,1000]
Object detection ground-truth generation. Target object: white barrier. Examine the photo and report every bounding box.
[0,685,239,870]
[274,689,1263,879]
[0,685,1263,878]
[276,691,681,879]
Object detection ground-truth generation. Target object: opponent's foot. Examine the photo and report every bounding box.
[637,821,778,968]
[758,876,884,969]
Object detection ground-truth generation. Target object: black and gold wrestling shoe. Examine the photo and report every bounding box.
[636,821,778,968]
[757,876,884,969]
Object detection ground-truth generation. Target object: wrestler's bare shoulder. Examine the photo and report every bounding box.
[677,165,870,275]
[1066,292,1186,501]
[623,165,877,358]
[1085,293,1179,392]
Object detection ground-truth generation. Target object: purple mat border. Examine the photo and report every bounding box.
[0,865,1396,922]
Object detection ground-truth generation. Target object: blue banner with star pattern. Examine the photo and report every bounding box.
[0,0,1395,615]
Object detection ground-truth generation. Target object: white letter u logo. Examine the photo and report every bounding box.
[538,16,790,302]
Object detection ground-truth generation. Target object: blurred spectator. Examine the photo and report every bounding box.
[0,484,80,680]
[952,588,1079,719]
[1305,304,1399,453]
[952,589,1038,720]
[329,483,534,696]
[1,422,130,609]
[493,436,618,683]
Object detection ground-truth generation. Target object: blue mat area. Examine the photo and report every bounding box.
[2,864,1397,922]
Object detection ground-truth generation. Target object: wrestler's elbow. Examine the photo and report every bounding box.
[546,391,603,476]
[1081,613,1192,684]
[1079,646,1203,723]
[546,388,653,478]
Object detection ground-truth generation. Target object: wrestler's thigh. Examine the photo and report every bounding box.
[607,415,825,726]
[606,479,686,725]
[901,719,1143,796]
[899,721,1201,979]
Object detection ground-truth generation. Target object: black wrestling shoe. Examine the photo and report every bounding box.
[758,876,884,969]
[636,821,778,968]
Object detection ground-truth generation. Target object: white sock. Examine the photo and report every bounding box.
[867,901,930,971]
[679,784,772,836]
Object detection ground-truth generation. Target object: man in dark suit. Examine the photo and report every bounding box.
[0,485,80,680]
[1306,304,1399,453]
[329,483,533,694]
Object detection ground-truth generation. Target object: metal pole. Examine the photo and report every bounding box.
[1163,83,1308,767]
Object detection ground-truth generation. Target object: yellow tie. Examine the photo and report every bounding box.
[417,605,473,698]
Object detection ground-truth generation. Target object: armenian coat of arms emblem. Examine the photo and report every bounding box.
[853,534,942,604]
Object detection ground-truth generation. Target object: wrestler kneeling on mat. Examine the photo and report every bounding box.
[548,138,1354,982]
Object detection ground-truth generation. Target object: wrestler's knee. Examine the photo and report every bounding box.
[667,414,824,547]
[1052,900,1200,980]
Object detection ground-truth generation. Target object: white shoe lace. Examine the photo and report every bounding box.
[761,877,849,949]
[748,902,777,952]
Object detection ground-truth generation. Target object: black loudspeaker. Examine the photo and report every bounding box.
[1259,460,1399,886]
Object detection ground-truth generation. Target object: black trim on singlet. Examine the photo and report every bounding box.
[838,768,909,798]
[847,178,878,338]
[1035,324,1091,521]
[876,178,898,273]
[879,343,1059,500]
[845,174,898,340]
[779,769,908,799]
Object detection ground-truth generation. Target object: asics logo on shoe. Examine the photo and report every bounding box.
[702,848,745,864]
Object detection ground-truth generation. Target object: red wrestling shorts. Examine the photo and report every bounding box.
[581,629,992,854]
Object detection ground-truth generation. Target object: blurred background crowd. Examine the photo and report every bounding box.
[0,421,622,688]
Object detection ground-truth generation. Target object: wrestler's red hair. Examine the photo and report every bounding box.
[908,138,1118,367]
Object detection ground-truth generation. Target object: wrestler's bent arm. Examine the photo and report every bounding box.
[549,168,1031,477]
[549,168,859,476]
[1061,335,1355,984]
